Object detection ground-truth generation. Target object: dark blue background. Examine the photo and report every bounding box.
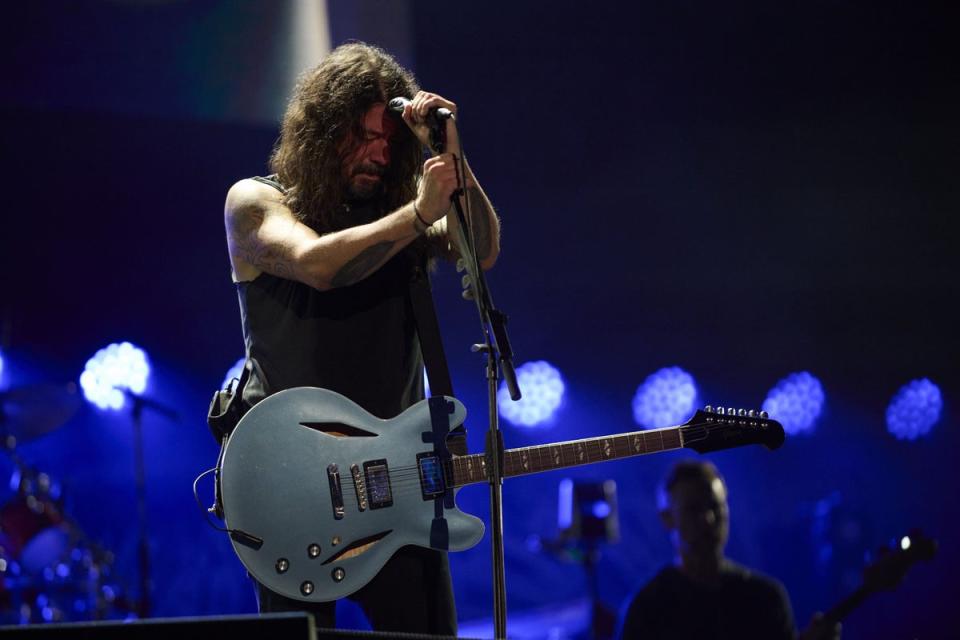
[1,1,957,637]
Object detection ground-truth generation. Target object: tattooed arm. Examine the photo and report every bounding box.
[224,170,455,290]
[400,91,501,270]
[447,164,500,270]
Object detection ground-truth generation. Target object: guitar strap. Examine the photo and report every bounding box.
[408,266,467,456]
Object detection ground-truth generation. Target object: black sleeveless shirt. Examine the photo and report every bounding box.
[237,176,424,419]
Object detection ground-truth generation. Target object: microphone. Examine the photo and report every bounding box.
[387,97,454,122]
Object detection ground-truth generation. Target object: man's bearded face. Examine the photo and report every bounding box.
[342,103,397,201]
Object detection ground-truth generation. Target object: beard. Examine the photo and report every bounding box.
[346,162,386,201]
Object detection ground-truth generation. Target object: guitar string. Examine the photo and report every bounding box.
[325,419,740,492]
[330,420,723,488]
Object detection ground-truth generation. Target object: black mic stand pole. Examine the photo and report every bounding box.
[430,115,521,640]
[125,390,179,619]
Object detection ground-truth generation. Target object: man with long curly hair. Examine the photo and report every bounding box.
[223,42,500,634]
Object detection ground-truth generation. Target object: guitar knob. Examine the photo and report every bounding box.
[300,581,314,596]
[332,567,346,583]
[308,543,321,559]
[275,558,289,574]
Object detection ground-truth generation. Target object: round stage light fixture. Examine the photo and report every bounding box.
[498,360,566,428]
[762,371,825,435]
[632,366,697,429]
[886,378,941,440]
[79,341,151,410]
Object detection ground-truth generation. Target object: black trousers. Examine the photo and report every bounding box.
[255,545,457,636]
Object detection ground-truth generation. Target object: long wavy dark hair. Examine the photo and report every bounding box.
[270,43,422,232]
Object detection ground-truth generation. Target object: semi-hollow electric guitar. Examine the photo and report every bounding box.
[220,387,784,602]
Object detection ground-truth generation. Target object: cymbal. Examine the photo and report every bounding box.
[0,383,82,444]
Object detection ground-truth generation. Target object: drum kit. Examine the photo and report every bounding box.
[0,382,133,624]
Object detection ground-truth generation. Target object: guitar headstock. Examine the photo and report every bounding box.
[862,530,938,594]
[681,406,786,454]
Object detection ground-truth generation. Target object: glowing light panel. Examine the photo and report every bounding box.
[498,360,565,427]
[221,357,246,390]
[632,366,697,429]
[79,342,151,410]
[886,378,941,440]
[762,371,825,435]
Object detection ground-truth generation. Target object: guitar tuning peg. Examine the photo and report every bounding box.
[759,410,769,419]
[726,407,735,417]
[737,408,747,417]
[716,407,726,415]
[748,410,757,418]
[456,258,466,273]
[704,405,714,413]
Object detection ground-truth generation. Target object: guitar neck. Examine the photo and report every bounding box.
[823,585,872,626]
[450,425,685,487]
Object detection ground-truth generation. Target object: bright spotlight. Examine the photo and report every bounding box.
[498,360,565,428]
[762,371,825,435]
[886,378,941,440]
[900,536,911,551]
[632,366,697,429]
[221,357,245,390]
[79,342,151,410]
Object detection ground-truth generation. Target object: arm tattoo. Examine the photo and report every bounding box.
[331,241,395,288]
[467,186,494,261]
[229,206,295,279]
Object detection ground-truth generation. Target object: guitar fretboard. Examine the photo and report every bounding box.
[450,426,684,487]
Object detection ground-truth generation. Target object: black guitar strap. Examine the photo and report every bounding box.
[408,266,467,455]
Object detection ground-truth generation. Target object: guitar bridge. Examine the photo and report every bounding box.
[351,464,367,511]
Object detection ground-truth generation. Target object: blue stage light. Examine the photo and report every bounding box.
[498,360,565,427]
[632,366,697,429]
[591,500,612,519]
[762,371,825,435]
[886,378,942,440]
[0,350,5,386]
[79,342,151,410]
[221,357,245,390]
[423,370,431,398]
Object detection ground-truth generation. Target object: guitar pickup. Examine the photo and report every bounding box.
[327,464,345,520]
[351,464,367,511]
[363,459,393,509]
[417,453,446,500]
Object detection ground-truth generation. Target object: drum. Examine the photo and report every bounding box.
[0,493,70,576]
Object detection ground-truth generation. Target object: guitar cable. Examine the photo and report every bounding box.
[192,466,264,549]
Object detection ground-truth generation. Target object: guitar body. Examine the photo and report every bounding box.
[220,387,485,602]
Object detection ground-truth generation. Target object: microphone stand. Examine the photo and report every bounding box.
[429,115,521,640]
[125,389,179,619]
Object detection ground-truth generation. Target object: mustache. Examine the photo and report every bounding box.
[351,163,386,178]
